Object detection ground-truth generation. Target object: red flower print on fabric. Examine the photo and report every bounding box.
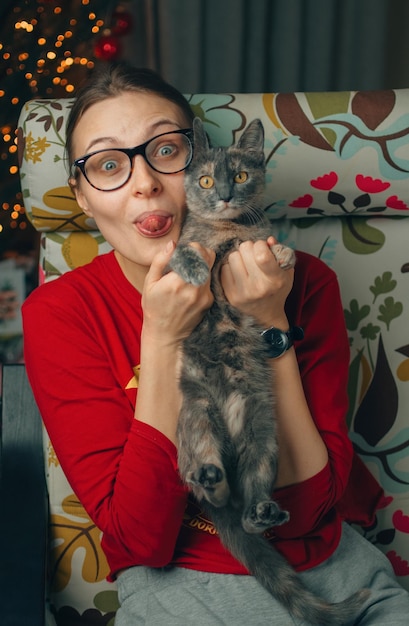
[393,509,409,533]
[288,171,407,216]
[355,175,390,193]
[378,495,394,509]
[386,195,409,211]
[310,171,338,191]
[387,550,409,576]
[289,194,314,208]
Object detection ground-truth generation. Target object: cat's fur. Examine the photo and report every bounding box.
[168,117,369,624]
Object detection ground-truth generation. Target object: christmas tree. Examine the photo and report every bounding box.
[0,0,133,257]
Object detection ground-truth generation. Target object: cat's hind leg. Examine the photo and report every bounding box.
[242,495,289,533]
[177,395,231,507]
[240,460,289,534]
[235,396,289,533]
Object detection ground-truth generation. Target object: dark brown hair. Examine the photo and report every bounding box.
[66,62,194,166]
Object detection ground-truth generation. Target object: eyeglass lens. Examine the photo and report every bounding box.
[82,131,192,191]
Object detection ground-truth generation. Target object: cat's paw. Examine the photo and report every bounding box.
[270,243,296,270]
[168,245,210,286]
[187,464,230,507]
[242,500,290,534]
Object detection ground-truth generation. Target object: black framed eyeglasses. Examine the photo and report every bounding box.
[71,128,194,192]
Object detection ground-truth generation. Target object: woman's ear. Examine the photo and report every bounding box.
[70,178,94,217]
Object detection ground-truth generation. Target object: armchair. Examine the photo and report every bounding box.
[7,88,409,624]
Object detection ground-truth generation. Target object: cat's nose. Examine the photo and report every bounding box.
[219,184,233,203]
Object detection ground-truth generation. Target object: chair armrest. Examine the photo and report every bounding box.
[0,364,47,626]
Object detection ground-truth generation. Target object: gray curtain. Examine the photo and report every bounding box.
[127,0,397,94]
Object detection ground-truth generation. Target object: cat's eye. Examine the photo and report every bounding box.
[199,175,214,189]
[234,171,248,184]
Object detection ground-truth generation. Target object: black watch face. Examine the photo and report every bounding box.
[272,332,288,349]
[264,328,289,357]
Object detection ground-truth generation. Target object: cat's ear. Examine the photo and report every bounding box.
[192,117,210,153]
[237,119,264,153]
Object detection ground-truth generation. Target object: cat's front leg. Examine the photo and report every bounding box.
[168,244,210,286]
[270,243,296,271]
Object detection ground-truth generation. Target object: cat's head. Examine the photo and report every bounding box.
[184,118,266,222]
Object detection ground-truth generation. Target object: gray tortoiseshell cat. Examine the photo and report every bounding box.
[168,117,369,624]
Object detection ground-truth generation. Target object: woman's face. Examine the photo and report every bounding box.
[70,91,191,288]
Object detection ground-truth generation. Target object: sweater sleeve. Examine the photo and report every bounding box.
[272,252,354,538]
[22,276,188,577]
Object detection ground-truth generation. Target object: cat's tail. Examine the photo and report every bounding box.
[207,504,369,626]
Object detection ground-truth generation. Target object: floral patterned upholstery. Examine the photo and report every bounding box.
[18,90,409,625]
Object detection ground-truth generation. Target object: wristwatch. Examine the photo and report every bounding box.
[260,326,304,358]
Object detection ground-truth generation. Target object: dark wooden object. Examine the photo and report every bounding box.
[0,363,47,626]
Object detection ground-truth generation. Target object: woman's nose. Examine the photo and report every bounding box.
[129,155,162,195]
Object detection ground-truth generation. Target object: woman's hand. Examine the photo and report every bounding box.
[141,241,215,347]
[220,237,294,328]
[137,241,215,443]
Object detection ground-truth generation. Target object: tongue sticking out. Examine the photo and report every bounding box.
[137,214,172,237]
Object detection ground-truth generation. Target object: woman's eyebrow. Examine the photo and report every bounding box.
[83,136,118,154]
[82,121,184,155]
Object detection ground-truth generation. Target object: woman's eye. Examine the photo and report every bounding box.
[101,160,118,172]
[234,171,248,184]
[159,145,175,156]
[199,175,214,189]
[157,144,176,158]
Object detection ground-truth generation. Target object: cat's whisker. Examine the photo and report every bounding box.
[242,204,264,225]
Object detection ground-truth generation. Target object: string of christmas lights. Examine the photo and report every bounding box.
[0,0,133,254]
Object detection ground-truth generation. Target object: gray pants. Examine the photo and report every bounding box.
[115,523,409,625]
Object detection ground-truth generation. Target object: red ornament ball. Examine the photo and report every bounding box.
[94,35,122,61]
[112,10,133,36]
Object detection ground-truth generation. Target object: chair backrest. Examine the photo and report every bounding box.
[18,90,409,623]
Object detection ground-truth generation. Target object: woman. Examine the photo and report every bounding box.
[22,63,409,624]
